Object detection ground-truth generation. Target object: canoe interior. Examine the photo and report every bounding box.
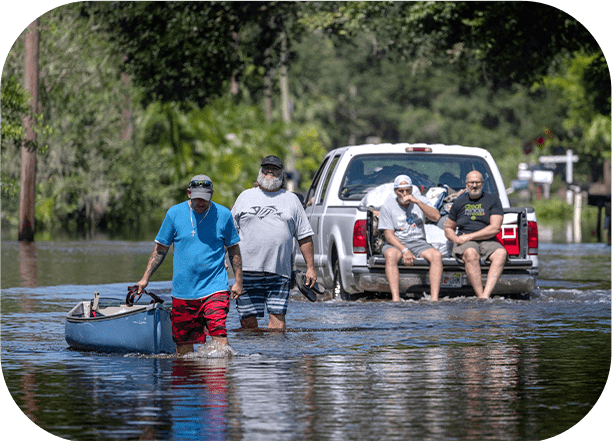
[65,297,176,354]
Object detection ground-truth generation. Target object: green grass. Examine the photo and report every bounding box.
[531,196,601,223]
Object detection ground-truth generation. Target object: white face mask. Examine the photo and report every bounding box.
[257,170,283,191]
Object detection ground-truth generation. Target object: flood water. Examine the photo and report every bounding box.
[1,239,610,441]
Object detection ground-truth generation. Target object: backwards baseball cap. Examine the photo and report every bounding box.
[188,174,213,201]
[393,174,412,189]
[261,155,284,169]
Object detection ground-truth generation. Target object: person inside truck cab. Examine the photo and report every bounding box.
[378,175,444,302]
[444,170,507,299]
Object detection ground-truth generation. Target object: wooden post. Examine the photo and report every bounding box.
[18,19,39,242]
[573,190,582,243]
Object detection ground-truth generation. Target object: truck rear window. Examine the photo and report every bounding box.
[339,154,498,200]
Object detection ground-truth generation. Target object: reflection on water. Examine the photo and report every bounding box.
[1,240,610,441]
[1,240,174,289]
[18,242,38,288]
[170,358,231,440]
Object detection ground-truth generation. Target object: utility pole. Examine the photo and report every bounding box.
[279,29,298,191]
[18,19,39,242]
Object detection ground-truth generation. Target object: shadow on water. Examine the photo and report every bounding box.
[1,239,610,440]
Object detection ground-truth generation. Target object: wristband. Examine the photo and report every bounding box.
[401,248,408,254]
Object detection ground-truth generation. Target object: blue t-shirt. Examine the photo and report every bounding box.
[155,201,240,300]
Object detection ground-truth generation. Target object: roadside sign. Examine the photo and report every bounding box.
[538,155,579,163]
[532,170,554,184]
[538,149,579,184]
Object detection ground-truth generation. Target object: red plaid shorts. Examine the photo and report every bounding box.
[171,291,230,345]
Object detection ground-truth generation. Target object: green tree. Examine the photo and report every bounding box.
[2,1,607,240]
[1,71,51,226]
[88,1,242,108]
[302,2,602,90]
[543,52,611,181]
[2,4,166,235]
[1,75,31,215]
[89,2,308,109]
[139,96,328,207]
[295,1,608,182]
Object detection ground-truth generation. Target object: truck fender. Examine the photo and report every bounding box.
[326,223,352,292]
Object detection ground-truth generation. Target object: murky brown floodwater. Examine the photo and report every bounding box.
[1,240,610,441]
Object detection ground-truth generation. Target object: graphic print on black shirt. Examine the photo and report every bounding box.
[464,202,485,220]
[448,192,503,237]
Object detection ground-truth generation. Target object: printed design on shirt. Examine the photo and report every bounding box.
[397,214,420,231]
[236,206,283,223]
[464,203,485,221]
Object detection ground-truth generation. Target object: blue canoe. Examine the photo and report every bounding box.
[65,292,176,354]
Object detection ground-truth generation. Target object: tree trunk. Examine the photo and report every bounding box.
[279,30,290,125]
[264,63,273,123]
[19,19,39,242]
[120,55,133,140]
[279,30,297,191]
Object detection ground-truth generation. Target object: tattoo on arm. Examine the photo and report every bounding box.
[146,247,168,277]
[227,247,242,274]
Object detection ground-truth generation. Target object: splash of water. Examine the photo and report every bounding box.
[182,340,237,359]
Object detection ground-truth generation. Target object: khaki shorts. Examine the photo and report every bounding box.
[452,240,505,263]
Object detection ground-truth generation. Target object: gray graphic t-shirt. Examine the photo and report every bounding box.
[231,187,314,278]
[378,195,433,244]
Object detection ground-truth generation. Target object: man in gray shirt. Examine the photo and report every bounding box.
[378,175,443,302]
[232,155,317,329]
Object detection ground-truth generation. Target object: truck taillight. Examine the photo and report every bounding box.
[496,225,519,256]
[353,220,367,253]
[528,221,538,254]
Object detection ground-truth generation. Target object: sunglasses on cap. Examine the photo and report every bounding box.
[189,180,213,188]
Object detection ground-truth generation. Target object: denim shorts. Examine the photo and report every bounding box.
[236,272,290,320]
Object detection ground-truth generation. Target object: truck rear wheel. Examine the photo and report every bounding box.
[333,261,350,301]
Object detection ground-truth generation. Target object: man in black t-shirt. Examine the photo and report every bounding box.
[444,170,507,299]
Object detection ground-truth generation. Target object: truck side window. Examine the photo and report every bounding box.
[318,155,340,204]
[304,157,329,207]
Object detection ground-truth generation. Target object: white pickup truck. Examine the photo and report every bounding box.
[294,143,539,300]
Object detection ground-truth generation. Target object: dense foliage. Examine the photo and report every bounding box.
[1,75,31,202]
[1,1,609,239]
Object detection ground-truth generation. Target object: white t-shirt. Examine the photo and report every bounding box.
[378,195,433,244]
[231,187,314,278]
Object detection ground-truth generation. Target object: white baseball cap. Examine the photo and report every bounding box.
[393,174,412,189]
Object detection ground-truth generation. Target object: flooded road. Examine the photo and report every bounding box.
[1,240,610,440]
